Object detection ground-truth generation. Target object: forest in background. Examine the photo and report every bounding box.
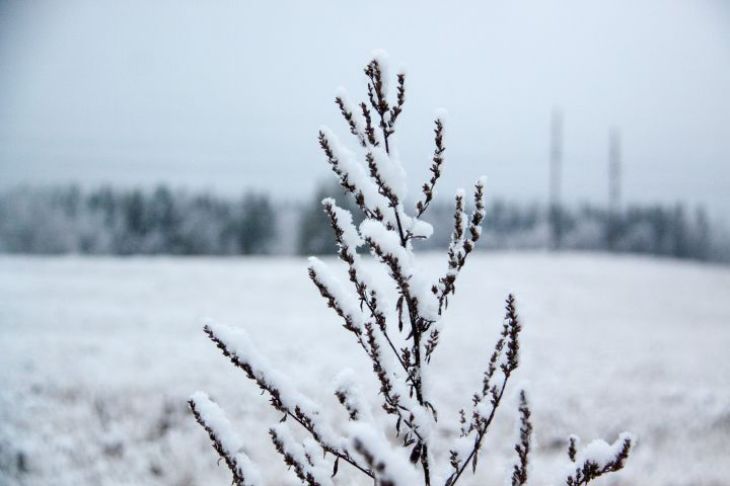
[0,184,727,262]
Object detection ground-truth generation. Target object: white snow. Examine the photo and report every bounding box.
[333,87,369,147]
[188,391,263,485]
[1,253,729,485]
[322,199,363,250]
[410,219,434,239]
[270,422,334,486]
[369,49,391,94]
[574,432,631,468]
[359,219,410,267]
[319,126,391,218]
[333,368,373,423]
[308,256,366,331]
[370,146,408,200]
[347,422,420,485]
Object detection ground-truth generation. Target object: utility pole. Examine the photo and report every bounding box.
[549,108,563,250]
[607,128,621,250]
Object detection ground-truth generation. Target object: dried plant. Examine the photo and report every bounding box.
[189,51,633,485]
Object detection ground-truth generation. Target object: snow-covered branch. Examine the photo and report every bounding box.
[416,116,446,218]
[269,422,334,486]
[188,392,262,486]
[438,177,487,314]
[202,323,372,478]
[318,128,387,222]
[308,256,367,335]
[190,52,632,486]
[349,422,420,486]
[563,433,632,486]
[335,88,369,149]
[333,369,373,423]
[509,389,532,486]
[444,294,522,485]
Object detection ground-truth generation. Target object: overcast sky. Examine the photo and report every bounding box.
[1,0,729,216]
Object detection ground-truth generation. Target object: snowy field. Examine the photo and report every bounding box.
[1,253,729,485]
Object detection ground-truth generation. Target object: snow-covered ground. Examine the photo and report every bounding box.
[1,253,728,485]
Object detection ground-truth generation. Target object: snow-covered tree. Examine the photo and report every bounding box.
[189,52,633,485]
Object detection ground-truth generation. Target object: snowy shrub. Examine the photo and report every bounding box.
[189,52,633,485]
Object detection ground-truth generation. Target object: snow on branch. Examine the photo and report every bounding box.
[508,389,532,486]
[389,72,406,128]
[349,422,420,486]
[202,323,372,478]
[333,368,373,423]
[366,147,408,205]
[308,256,367,335]
[359,100,380,147]
[444,294,522,485]
[360,219,412,286]
[335,87,369,148]
[361,320,426,447]
[321,199,409,372]
[191,51,632,486]
[364,55,393,153]
[416,115,446,218]
[269,422,335,486]
[318,127,388,222]
[564,433,632,486]
[438,177,487,314]
[188,392,262,486]
[321,199,388,322]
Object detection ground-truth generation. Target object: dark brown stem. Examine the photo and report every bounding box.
[446,375,510,486]
[188,400,249,486]
[284,409,374,479]
[204,325,373,479]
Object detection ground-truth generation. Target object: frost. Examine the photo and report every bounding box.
[270,422,334,486]
[322,198,363,249]
[308,256,366,331]
[360,219,410,267]
[370,146,408,200]
[188,392,263,485]
[187,53,632,486]
[411,219,434,239]
[573,433,633,469]
[333,368,373,423]
[348,422,420,485]
[319,126,391,216]
[370,49,391,92]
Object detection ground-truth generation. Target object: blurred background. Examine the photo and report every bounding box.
[1,0,729,259]
[1,1,729,485]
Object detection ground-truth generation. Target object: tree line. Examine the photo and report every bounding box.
[0,184,726,262]
[0,186,274,255]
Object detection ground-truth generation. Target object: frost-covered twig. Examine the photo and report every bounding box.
[364,55,394,153]
[564,433,632,486]
[334,369,373,423]
[416,117,446,218]
[269,423,334,486]
[335,89,368,149]
[319,200,414,380]
[318,128,383,222]
[509,390,532,486]
[191,52,633,486]
[349,423,420,486]
[203,323,373,479]
[438,178,487,314]
[444,294,521,485]
[188,392,262,486]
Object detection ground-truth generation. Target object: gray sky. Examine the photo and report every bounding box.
[1,0,729,216]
